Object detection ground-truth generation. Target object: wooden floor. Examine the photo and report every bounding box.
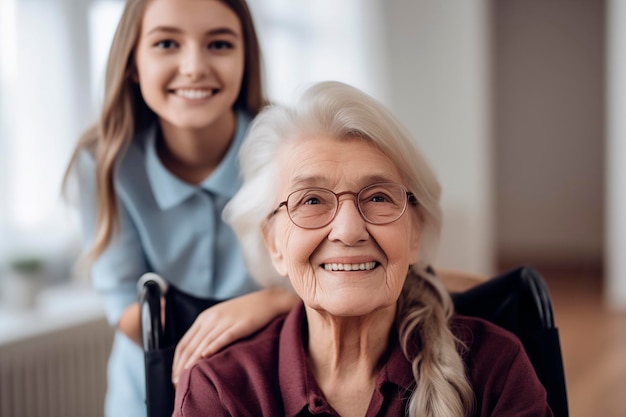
[535,267,626,417]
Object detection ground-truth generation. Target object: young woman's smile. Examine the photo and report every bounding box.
[171,88,216,101]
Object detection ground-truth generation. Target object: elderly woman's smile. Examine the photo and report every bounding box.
[322,261,378,271]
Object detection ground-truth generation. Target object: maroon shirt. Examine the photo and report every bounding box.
[173,303,552,416]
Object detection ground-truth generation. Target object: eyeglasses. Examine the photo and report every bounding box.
[268,182,417,229]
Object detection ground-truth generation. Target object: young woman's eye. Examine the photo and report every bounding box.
[208,40,234,50]
[154,40,178,49]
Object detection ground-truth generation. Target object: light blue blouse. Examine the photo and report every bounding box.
[76,109,260,416]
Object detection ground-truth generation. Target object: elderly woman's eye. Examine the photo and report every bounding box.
[294,189,333,206]
[304,197,321,205]
[370,194,388,203]
[366,192,395,204]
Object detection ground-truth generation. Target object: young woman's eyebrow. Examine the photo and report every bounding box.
[144,26,182,36]
[205,27,241,38]
[144,26,240,38]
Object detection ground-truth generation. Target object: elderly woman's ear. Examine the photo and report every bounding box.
[260,219,288,276]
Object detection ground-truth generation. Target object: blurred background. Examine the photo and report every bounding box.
[0,0,624,416]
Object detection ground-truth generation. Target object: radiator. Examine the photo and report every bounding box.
[0,317,113,417]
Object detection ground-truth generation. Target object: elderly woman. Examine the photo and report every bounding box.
[172,81,552,417]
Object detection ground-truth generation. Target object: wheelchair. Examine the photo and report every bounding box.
[138,265,569,417]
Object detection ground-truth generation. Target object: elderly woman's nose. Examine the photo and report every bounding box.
[327,199,369,244]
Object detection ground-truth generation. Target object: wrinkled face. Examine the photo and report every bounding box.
[133,0,245,130]
[263,135,422,317]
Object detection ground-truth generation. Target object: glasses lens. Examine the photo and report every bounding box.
[358,183,407,224]
[286,188,337,228]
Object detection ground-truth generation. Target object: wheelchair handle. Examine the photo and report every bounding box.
[138,273,169,352]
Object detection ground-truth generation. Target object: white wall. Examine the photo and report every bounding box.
[379,0,495,275]
[378,0,607,287]
[493,0,605,267]
[607,0,626,309]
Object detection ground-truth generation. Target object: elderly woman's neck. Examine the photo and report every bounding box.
[304,305,396,415]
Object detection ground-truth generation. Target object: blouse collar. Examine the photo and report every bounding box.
[144,109,251,210]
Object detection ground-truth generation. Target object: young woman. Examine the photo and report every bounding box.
[64,0,297,415]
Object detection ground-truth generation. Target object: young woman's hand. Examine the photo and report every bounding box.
[117,302,142,345]
[171,287,298,386]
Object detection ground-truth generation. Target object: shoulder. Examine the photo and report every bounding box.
[111,124,159,202]
[73,146,98,199]
[175,313,288,415]
[452,315,552,416]
[451,314,526,376]
[191,312,286,386]
[451,314,523,352]
[236,107,254,126]
[115,125,152,175]
[74,125,152,180]
[451,314,529,388]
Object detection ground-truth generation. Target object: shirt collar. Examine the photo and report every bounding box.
[278,303,414,417]
[145,109,251,210]
[279,304,326,417]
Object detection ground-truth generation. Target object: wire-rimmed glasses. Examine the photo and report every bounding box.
[268,182,417,229]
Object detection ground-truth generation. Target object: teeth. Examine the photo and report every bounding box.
[323,262,377,271]
[175,89,214,99]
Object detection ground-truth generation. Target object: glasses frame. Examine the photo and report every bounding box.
[268,182,418,229]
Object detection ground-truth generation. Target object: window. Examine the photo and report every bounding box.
[0,0,17,261]
[0,0,122,283]
[249,0,385,104]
